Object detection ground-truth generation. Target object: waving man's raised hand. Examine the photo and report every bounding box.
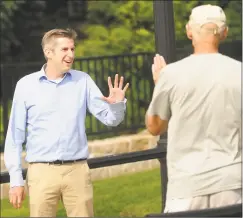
[152,54,167,84]
[102,74,129,104]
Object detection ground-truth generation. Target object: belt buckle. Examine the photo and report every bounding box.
[58,160,64,165]
[53,160,64,165]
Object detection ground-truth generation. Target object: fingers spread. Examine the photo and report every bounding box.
[108,76,113,91]
[123,83,129,92]
[119,76,124,89]
[114,74,119,88]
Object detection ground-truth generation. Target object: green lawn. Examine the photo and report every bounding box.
[1,168,163,217]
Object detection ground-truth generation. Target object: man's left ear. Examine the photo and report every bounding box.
[44,47,52,60]
[186,24,193,40]
[220,26,228,41]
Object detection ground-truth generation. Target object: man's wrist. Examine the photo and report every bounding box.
[109,99,126,112]
[10,172,24,188]
[115,98,127,104]
[153,79,158,85]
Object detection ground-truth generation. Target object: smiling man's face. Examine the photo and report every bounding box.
[47,37,75,74]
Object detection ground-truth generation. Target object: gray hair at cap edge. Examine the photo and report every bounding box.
[187,19,228,39]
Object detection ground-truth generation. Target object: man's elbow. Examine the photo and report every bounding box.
[145,118,168,136]
[146,125,163,136]
[106,121,120,127]
[106,116,124,127]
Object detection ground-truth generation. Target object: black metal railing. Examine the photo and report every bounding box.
[0,147,166,184]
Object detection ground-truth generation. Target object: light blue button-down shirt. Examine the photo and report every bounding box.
[4,66,126,187]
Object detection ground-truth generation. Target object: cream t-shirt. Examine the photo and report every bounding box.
[147,53,242,199]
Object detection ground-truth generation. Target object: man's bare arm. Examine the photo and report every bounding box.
[145,113,168,136]
[146,54,169,136]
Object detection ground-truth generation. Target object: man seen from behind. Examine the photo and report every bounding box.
[146,4,241,212]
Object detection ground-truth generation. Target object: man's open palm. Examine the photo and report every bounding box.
[102,74,129,103]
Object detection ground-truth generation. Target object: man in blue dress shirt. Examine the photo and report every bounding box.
[4,28,129,217]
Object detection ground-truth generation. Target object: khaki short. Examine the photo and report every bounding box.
[164,189,242,213]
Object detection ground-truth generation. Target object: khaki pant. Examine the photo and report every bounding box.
[26,161,93,217]
[164,189,242,213]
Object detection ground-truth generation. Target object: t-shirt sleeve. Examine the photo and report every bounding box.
[147,70,172,121]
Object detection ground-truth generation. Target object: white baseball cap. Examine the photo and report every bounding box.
[189,4,227,28]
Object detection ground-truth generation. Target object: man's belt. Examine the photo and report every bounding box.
[30,158,87,165]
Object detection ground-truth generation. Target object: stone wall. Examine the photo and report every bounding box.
[1,130,160,199]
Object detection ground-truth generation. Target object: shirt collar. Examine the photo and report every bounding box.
[37,64,72,81]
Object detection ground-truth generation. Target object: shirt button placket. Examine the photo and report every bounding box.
[56,82,66,159]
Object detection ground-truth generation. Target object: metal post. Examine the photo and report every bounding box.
[153,0,176,212]
[153,1,176,63]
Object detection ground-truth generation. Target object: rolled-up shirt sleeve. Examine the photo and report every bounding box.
[4,81,27,187]
[86,74,126,126]
[147,70,172,121]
